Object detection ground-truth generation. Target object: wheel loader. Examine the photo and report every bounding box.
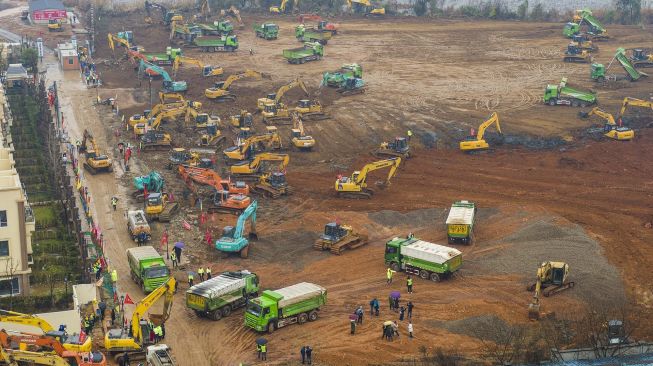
[313,222,369,255]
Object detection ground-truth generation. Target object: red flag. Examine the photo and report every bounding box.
[182,220,191,230]
[123,293,134,305]
[143,185,148,200]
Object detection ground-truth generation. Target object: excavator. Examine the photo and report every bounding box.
[230,153,290,179]
[107,33,132,58]
[335,157,402,199]
[0,310,92,352]
[563,43,593,63]
[220,6,242,27]
[132,171,164,200]
[144,192,179,222]
[134,104,188,136]
[578,107,634,141]
[167,148,212,169]
[223,127,284,163]
[184,105,220,128]
[105,277,176,361]
[252,171,293,199]
[270,0,298,13]
[79,130,114,175]
[215,200,258,258]
[372,137,410,158]
[209,191,252,214]
[347,0,385,15]
[528,261,575,320]
[0,330,105,366]
[313,222,369,255]
[138,60,187,93]
[145,1,182,25]
[172,55,223,77]
[129,100,187,128]
[258,78,310,124]
[140,130,173,150]
[290,113,315,151]
[169,20,200,43]
[459,112,503,152]
[205,70,266,100]
[177,165,249,196]
[295,99,329,121]
[618,96,653,123]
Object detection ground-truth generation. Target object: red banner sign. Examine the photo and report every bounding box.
[33,10,66,21]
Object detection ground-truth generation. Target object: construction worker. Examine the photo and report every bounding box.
[170,251,177,269]
[256,344,262,360]
[206,267,212,280]
[407,276,413,294]
[407,130,413,142]
[408,322,413,338]
[386,267,396,285]
[198,267,204,281]
[260,343,267,361]
[188,272,194,287]
[111,269,118,293]
[111,196,118,211]
[153,325,163,342]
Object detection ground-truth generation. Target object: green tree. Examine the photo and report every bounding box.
[517,0,528,19]
[615,0,641,24]
[414,0,428,16]
[20,47,38,73]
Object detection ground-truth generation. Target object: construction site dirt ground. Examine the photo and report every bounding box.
[5,7,653,365]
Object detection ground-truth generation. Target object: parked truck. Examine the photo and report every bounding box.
[385,237,462,282]
[146,344,175,366]
[127,210,151,242]
[127,246,170,293]
[283,42,324,64]
[186,270,259,321]
[191,35,239,52]
[295,25,332,44]
[245,282,327,333]
[445,200,476,245]
[142,47,183,66]
[254,23,279,40]
[543,77,596,107]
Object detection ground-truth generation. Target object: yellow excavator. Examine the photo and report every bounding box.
[172,55,223,78]
[290,113,315,151]
[107,33,131,58]
[459,112,503,152]
[0,310,93,353]
[258,78,310,124]
[105,278,176,360]
[270,0,298,13]
[184,105,220,128]
[134,104,189,136]
[618,96,653,132]
[129,100,187,128]
[220,6,242,26]
[205,70,266,101]
[223,127,283,163]
[347,0,385,15]
[158,91,185,104]
[528,261,575,320]
[335,157,402,199]
[295,99,329,121]
[579,107,634,141]
[230,153,290,178]
[79,130,113,175]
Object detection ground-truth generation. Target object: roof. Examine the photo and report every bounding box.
[60,49,77,58]
[28,0,65,12]
[547,352,653,365]
[5,64,28,79]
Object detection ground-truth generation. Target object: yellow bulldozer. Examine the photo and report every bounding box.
[79,130,113,174]
[313,222,369,255]
[335,157,401,199]
[372,137,410,158]
[528,261,575,320]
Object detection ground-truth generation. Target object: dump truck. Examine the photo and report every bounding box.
[385,237,463,282]
[191,35,238,52]
[543,78,596,107]
[295,25,332,45]
[254,23,279,40]
[283,42,324,64]
[186,270,259,321]
[146,344,175,366]
[445,200,476,245]
[127,210,151,242]
[142,47,182,66]
[245,282,327,333]
[127,246,170,293]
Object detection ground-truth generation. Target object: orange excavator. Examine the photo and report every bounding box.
[177,165,251,214]
[0,329,106,366]
[177,165,249,195]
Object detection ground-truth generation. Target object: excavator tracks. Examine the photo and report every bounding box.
[158,203,179,222]
[300,113,331,121]
[543,282,575,297]
[207,205,244,215]
[329,234,369,255]
[338,88,366,96]
[263,117,293,126]
[337,189,373,199]
[252,184,293,199]
[371,150,411,159]
[563,56,592,63]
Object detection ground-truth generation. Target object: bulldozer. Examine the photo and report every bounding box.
[199,123,226,147]
[79,130,113,175]
[140,131,173,151]
[338,77,366,96]
[459,112,503,152]
[563,43,593,63]
[578,107,634,141]
[252,171,293,198]
[335,157,402,199]
[372,137,410,158]
[229,110,254,137]
[528,261,575,320]
[571,34,598,51]
[167,148,212,169]
[144,192,179,222]
[291,113,315,151]
[295,99,330,121]
[313,222,369,255]
[205,70,266,100]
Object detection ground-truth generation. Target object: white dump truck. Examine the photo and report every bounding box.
[146,344,175,366]
[127,209,151,241]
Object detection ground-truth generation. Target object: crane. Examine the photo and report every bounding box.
[528,261,575,320]
[335,157,402,199]
[205,70,266,100]
[223,127,283,162]
[104,277,176,359]
[229,153,290,177]
[0,330,106,366]
[172,56,223,78]
[215,200,258,258]
[347,0,385,15]
[579,107,634,141]
[459,112,503,152]
[138,60,187,93]
[80,130,114,174]
[0,309,92,352]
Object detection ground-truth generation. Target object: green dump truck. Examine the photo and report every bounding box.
[191,35,239,52]
[543,77,596,107]
[283,42,324,64]
[142,47,183,66]
[385,237,463,282]
[446,200,476,245]
[245,282,327,333]
[254,23,279,40]
[127,246,170,293]
[187,270,259,321]
[295,25,332,45]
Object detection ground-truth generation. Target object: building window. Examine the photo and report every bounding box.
[0,241,8,257]
[68,58,73,65]
[27,254,33,265]
[0,278,20,296]
[0,211,6,227]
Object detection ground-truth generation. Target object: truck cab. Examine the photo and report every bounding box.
[384,238,403,268]
[245,291,279,332]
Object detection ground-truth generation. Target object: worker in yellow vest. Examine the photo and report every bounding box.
[198,267,204,281]
[206,267,212,280]
[188,273,194,287]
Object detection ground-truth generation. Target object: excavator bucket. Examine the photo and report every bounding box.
[528,302,540,320]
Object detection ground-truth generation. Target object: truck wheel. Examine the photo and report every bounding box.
[211,309,222,321]
[419,270,430,280]
[548,99,556,106]
[390,262,400,272]
[267,322,276,333]
[298,313,308,324]
[221,306,232,317]
[194,310,205,318]
[308,311,318,321]
[430,273,441,282]
[572,100,580,107]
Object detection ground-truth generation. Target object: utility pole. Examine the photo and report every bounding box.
[149,76,153,110]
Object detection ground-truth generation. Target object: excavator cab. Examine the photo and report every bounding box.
[268,172,288,188]
[632,48,648,61]
[389,137,408,153]
[146,192,165,215]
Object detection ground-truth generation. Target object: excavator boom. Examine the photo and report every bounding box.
[335,158,402,199]
[131,277,176,345]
